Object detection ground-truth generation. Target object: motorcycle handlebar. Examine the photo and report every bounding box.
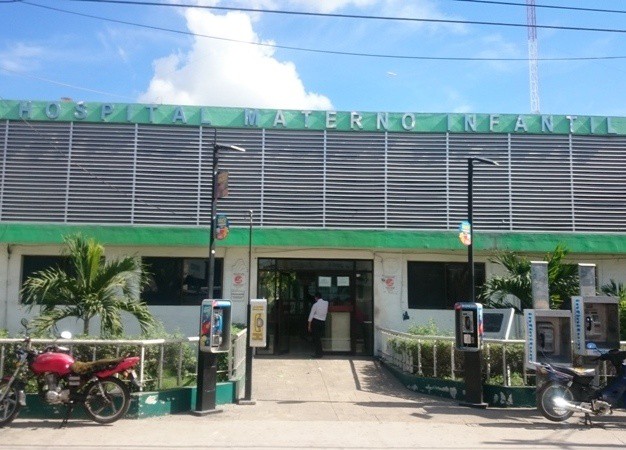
[594,349,626,367]
[601,349,626,359]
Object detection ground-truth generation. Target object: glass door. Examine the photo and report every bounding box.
[257,258,374,356]
[318,272,353,353]
[354,270,374,355]
[276,271,297,354]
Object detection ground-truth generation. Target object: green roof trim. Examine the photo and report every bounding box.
[1,223,625,254]
[2,100,625,136]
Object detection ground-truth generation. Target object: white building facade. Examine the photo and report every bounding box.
[1,100,626,355]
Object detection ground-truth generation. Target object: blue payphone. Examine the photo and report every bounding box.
[454,302,484,351]
[199,299,232,353]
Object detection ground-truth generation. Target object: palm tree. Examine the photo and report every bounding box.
[478,244,579,311]
[21,234,155,337]
[477,252,531,310]
[600,280,626,340]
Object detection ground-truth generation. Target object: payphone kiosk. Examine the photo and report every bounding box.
[482,308,517,340]
[199,299,232,353]
[572,296,620,356]
[524,309,573,369]
[455,303,484,351]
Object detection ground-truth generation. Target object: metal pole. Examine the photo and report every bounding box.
[242,210,256,403]
[194,135,245,414]
[207,142,219,302]
[195,138,220,414]
[463,157,489,408]
[468,158,475,302]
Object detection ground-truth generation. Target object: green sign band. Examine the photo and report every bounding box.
[2,100,625,136]
[1,223,625,254]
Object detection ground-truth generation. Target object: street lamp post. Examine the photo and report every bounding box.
[239,209,256,405]
[194,138,245,415]
[464,156,498,408]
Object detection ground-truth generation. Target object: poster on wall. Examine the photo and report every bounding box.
[318,276,332,287]
[381,275,397,294]
[337,276,350,287]
[231,272,246,302]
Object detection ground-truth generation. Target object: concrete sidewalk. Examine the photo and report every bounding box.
[1,356,625,449]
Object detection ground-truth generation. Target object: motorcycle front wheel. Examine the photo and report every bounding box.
[537,382,575,422]
[0,381,21,427]
[82,376,131,424]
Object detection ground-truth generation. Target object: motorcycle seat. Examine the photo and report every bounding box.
[553,364,596,378]
[71,357,127,375]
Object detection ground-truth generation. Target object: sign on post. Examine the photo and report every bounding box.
[249,299,267,348]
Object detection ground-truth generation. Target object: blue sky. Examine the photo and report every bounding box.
[2,0,626,116]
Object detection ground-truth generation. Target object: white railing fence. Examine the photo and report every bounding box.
[377,326,626,387]
[0,329,248,396]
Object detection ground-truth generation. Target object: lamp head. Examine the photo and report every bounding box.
[215,144,246,152]
[471,157,499,166]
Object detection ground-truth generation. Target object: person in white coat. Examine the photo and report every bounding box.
[308,292,329,358]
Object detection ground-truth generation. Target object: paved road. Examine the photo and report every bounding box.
[2,356,625,449]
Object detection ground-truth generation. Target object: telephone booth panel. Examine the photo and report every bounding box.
[199,299,232,353]
[572,296,620,356]
[454,302,483,352]
[524,309,572,369]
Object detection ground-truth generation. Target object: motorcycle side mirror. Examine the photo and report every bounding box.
[20,318,29,328]
[586,342,598,350]
[60,331,72,340]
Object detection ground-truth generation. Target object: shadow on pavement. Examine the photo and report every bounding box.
[4,419,106,429]
[483,439,626,449]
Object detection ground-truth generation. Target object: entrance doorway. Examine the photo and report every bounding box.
[257,259,374,356]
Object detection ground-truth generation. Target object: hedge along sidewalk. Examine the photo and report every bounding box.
[382,362,536,408]
[377,327,527,386]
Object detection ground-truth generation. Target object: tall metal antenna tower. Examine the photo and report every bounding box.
[527,0,540,114]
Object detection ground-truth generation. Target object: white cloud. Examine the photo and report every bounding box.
[0,43,45,72]
[223,0,377,14]
[381,0,467,34]
[138,8,332,109]
[445,88,473,113]
[476,34,524,72]
[453,104,473,113]
[282,0,377,14]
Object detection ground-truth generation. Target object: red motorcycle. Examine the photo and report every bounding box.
[0,324,140,426]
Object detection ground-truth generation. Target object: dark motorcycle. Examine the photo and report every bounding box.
[533,345,626,424]
[0,323,140,426]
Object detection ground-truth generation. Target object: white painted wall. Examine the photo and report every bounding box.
[2,242,626,342]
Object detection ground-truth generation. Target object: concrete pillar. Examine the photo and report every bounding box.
[531,261,549,310]
[578,263,596,297]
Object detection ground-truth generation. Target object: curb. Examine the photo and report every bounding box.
[382,361,536,407]
[17,381,238,420]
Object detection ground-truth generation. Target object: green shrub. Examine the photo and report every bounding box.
[387,336,526,385]
[407,319,452,337]
[388,337,459,378]
[482,343,526,386]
